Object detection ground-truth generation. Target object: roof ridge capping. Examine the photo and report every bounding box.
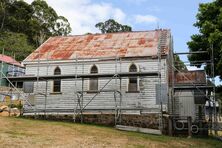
[51,29,171,38]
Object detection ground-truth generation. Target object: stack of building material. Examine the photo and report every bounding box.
[0,105,20,116]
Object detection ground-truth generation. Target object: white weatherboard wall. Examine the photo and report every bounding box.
[24,58,168,113]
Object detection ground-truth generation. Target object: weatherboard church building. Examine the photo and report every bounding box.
[8,29,208,134]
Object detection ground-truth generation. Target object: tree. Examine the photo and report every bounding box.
[0,0,6,31]
[0,32,34,61]
[0,0,72,60]
[95,19,132,33]
[174,55,187,71]
[0,0,72,47]
[4,0,34,40]
[187,0,222,79]
[0,0,13,31]
[30,0,72,45]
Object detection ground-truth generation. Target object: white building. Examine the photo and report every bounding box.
[13,30,173,129]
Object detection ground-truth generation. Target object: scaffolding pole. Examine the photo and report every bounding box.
[158,30,165,132]
[82,74,118,110]
[119,77,122,124]
[73,55,78,122]
[171,40,175,116]
[119,57,122,124]
[6,53,161,129]
[8,72,159,81]
[211,44,218,136]
[0,48,4,86]
[81,78,84,123]
[44,50,50,118]
[1,71,33,108]
[0,50,33,108]
[34,50,41,118]
[114,55,117,125]
[171,48,218,136]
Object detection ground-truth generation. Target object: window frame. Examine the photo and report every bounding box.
[89,65,99,92]
[127,63,139,93]
[52,67,62,93]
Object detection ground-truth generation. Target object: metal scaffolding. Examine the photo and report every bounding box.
[0,49,33,110]
[171,47,220,136]
[5,33,221,137]
[4,51,161,128]
[0,33,165,134]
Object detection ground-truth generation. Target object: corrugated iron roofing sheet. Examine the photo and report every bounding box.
[24,29,171,61]
[0,54,22,67]
[175,71,206,84]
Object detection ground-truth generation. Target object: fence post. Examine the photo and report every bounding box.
[188,116,192,138]
[168,116,173,136]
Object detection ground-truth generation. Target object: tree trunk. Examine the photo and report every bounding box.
[0,2,6,31]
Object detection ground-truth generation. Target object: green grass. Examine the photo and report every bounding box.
[0,116,221,148]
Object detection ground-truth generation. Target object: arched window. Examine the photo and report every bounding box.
[128,64,138,92]
[89,65,98,91]
[53,67,61,92]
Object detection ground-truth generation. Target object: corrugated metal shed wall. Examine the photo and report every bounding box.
[174,90,196,120]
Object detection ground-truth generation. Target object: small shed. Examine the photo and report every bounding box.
[0,54,25,87]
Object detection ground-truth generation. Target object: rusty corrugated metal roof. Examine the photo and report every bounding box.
[175,71,206,84]
[0,54,22,67]
[24,29,171,61]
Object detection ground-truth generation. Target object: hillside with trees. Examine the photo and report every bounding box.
[0,0,71,61]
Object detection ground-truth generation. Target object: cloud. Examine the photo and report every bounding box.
[24,0,159,34]
[134,14,159,24]
[24,0,127,35]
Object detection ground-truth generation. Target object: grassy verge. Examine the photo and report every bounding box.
[0,116,221,148]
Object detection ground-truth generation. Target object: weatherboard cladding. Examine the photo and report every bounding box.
[24,30,171,61]
[23,30,171,113]
[25,59,168,112]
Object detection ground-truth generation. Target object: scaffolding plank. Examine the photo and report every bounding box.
[116,125,161,135]
[174,51,208,55]
[7,72,159,81]
[174,85,213,90]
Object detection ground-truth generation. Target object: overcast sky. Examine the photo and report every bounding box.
[25,0,221,84]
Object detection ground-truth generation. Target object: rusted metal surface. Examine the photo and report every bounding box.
[0,54,22,67]
[175,71,206,84]
[24,30,171,61]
